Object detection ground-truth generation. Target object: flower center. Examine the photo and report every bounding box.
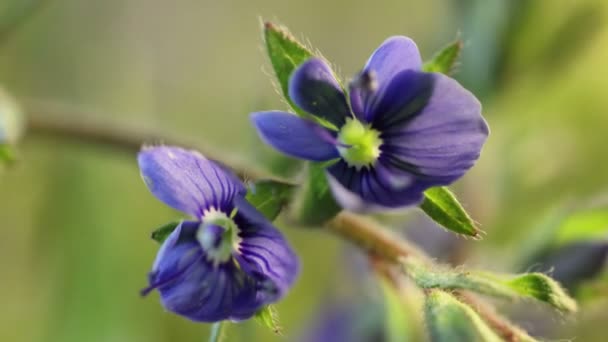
[337,118,383,169]
[196,208,242,264]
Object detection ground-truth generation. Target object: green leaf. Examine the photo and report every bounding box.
[291,163,342,226]
[422,39,463,75]
[425,290,502,342]
[245,179,296,221]
[263,21,314,116]
[506,273,578,312]
[254,305,282,335]
[151,221,180,244]
[402,257,577,313]
[420,187,480,238]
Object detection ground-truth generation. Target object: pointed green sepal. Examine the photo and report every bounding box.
[506,273,578,313]
[254,305,282,335]
[422,39,463,75]
[420,187,480,238]
[263,21,314,116]
[151,221,180,244]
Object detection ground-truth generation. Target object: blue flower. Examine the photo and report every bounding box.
[251,37,489,211]
[138,146,299,322]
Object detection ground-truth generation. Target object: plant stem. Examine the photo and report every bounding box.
[208,321,225,342]
[24,100,269,180]
[326,211,427,262]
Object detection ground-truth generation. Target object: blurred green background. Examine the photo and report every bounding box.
[1,0,607,341]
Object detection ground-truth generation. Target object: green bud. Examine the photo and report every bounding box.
[425,290,502,342]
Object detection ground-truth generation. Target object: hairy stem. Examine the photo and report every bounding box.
[326,211,427,262]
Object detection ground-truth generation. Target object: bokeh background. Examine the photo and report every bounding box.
[1,0,607,341]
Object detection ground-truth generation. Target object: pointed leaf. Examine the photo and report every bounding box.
[422,39,463,75]
[254,305,282,335]
[420,187,480,238]
[263,21,314,116]
[402,257,577,313]
[245,179,296,221]
[151,221,180,244]
[506,273,578,312]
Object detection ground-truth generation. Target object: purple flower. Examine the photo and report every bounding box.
[251,37,488,211]
[138,146,299,322]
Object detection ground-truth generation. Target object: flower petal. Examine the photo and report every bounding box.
[233,196,299,303]
[366,70,434,129]
[288,58,350,127]
[143,221,201,297]
[380,73,489,184]
[145,221,268,322]
[138,146,245,218]
[159,258,263,322]
[350,36,422,121]
[251,111,340,161]
[326,160,426,211]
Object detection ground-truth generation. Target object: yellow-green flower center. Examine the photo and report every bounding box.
[197,208,242,265]
[337,118,383,169]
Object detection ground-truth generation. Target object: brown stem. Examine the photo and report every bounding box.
[24,100,269,180]
[326,211,426,262]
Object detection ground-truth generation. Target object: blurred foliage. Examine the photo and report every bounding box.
[2,0,608,341]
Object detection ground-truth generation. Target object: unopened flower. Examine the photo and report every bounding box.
[252,37,488,210]
[138,146,299,322]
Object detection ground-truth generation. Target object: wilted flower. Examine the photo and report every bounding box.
[138,146,299,322]
[252,37,488,210]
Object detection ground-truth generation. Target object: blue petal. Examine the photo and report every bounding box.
[251,111,340,161]
[288,58,350,127]
[233,196,299,303]
[326,160,426,211]
[365,70,434,128]
[350,36,422,121]
[138,146,246,218]
[145,221,266,322]
[380,73,488,185]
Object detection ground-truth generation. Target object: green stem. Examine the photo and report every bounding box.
[24,99,270,181]
[208,321,225,342]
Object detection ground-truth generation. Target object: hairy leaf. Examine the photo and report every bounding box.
[402,258,577,312]
[264,21,314,116]
[420,187,480,238]
[422,39,463,75]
